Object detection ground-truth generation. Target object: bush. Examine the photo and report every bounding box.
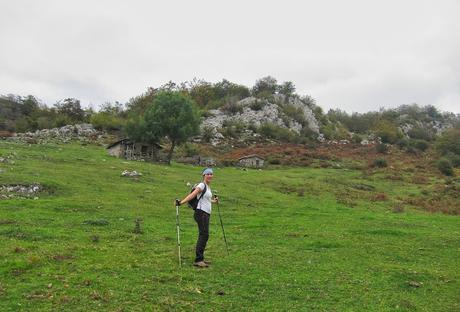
[90,112,125,131]
[445,153,460,167]
[222,98,243,115]
[281,104,307,126]
[258,123,297,142]
[435,128,460,156]
[396,138,409,149]
[181,143,199,157]
[351,134,363,144]
[376,143,389,154]
[411,139,429,152]
[372,158,388,168]
[373,120,403,144]
[201,126,214,143]
[249,99,265,111]
[436,158,454,176]
[407,126,433,141]
[220,120,246,138]
[268,158,281,165]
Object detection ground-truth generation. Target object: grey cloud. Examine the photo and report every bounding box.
[1,0,459,113]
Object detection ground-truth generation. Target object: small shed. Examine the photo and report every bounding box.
[107,139,161,161]
[238,154,265,168]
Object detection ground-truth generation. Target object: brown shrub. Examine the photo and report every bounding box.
[411,175,428,184]
[371,192,388,201]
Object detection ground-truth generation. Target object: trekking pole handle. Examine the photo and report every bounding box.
[175,199,181,207]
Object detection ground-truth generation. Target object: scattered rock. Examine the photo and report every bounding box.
[121,170,142,177]
[408,281,422,288]
[0,183,42,200]
[10,124,104,145]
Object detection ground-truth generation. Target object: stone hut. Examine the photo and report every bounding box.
[107,139,161,161]
[238,154,264,168]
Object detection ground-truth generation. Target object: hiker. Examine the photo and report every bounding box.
[177,168,218,268]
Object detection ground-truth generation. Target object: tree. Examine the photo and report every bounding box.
[54,98,85,123]
[127,91,200,164]
[252,76,278,97]
[277,81,296,97]
[373,119,403,144]
[435,128,460,156]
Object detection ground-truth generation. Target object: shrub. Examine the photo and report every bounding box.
[407,126,433,141]
[373,120,403,144]
[182,143,199,157]
[436,158,454,176]
[90,112,125,131]
[351,134,363,144]
[268,158,281,165]
[411,139,429,152]
[372,158,388,168]
[220,120,246,138]
[258,123,298,142]
[281,104,306,126]
[435,128,460,156]
[222,98,243,115]
[249,99,265,111]
[221,159,236,167]
[376,143,388,154]
[396,138,409,149]
[201,126,214,143]
[445,153,460,167]
[252,76,278,97]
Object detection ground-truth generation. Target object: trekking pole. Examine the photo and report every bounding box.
[175,199,182,267]
[215,196,229,255]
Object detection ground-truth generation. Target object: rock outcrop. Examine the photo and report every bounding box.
[10,124,103,144]
[201,95,321,144]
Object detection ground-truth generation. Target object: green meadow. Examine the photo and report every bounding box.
[0,141,459,311]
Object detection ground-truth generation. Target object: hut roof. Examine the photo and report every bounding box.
[238,154,265,161]
[106,139,162,149]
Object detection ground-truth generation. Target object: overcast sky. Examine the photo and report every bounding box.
[1,0,459,113]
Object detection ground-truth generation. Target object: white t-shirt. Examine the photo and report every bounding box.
[196,182,212,214]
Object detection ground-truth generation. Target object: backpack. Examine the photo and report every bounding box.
[188,183,207,210]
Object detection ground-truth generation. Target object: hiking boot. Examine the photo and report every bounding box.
[203,260,212,265]
[194,261,209,268]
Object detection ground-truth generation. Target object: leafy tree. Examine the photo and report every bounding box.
[436,158,454,176]
[54,98,85,123]
[277,81,296,97]
[186,79,216,108]
[435,128,460,156]
[127,91,200,164]
[407,125,433,141]
[373,119,402,144]
[126,88,157,117]
[252,76,278,97]
[213,79,250,100]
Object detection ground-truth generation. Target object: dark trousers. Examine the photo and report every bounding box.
[194,209,210,262]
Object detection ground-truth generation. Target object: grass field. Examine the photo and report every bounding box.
[0,141,459,311]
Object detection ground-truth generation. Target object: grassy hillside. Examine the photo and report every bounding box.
[0,141,459,311]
